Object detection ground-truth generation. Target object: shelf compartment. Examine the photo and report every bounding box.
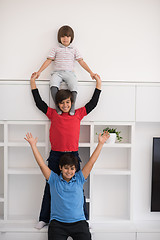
[8,175,45,221]
[7,142,46,147]
[79,147,90,198]
[0,147,4,199]
[79,125,90,143]
[91,175,130,221]
[8,124,46,143]
[0,202,4,220]
[8,146,46,169]
[94,124,133,144]
[0,124,4,142]
[94,148,131,171]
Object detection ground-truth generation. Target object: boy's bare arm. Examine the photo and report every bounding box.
[24,133,51,180]
[78,59,100,81]
[82,131,109,179]
[78,59,95,79]
[31,59,52,80]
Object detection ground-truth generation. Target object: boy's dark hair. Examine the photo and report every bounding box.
[58,25,74,43]
[59,153,79,170]
[55,89,73,106]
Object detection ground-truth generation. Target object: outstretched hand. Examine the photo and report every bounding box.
[98,131,110,144]
[24,133,38,146]
[31,72,40,80]
[91,73,101,80]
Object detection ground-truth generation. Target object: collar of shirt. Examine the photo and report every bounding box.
[60,173,77,183]
[59,43,73,49]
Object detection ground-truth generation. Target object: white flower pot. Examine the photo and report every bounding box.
[106,133,116,144]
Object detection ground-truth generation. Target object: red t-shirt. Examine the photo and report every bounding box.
[46,107,87,151]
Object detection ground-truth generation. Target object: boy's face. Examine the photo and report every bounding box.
[60,35,71,46]
[60,165,76,182]
[58,97,72,113]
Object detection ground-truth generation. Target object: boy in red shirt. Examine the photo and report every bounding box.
[30,74,101,229]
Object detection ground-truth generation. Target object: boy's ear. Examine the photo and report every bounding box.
[59,165,62,171]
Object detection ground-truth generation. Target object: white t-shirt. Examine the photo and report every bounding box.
[47,44,83,71]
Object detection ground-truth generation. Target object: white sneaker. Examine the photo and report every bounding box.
[35,221,47,229]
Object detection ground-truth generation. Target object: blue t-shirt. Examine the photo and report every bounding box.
[48,170,86,223]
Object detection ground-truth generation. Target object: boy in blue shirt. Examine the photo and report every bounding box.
[25,131,109,240]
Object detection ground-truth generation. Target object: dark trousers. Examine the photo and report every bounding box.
[48,219,92,240]
[39,150,88,223]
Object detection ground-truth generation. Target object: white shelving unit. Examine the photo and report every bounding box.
[0,120,134,226]
[1,81,160,239]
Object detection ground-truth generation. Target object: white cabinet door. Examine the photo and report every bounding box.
[0,82,135,121]
[136,86,160,122]
[0,83,49,120]
[137,233,160,240]
[92,232,136,240]
[3,232,47,240]
[76,84,135,121]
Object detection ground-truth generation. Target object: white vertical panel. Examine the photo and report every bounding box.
[136,86,160,122]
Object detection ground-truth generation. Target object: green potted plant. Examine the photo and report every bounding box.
[102,127,122,143]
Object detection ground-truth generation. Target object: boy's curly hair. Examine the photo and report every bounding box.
[59,153,79,170]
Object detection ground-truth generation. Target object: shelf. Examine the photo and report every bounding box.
[93,169,131,175]
[6,215,40,223]
[7,142,46,147]
[79,143,91,147]
[94,143,132,148]
[0,222,48,232]
[91,216,131,223]
[90,222,136,233]
[8,168,42,175]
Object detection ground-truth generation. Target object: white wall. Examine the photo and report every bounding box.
[0,0,160,82]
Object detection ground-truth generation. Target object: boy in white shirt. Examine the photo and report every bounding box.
[32,25,98,115]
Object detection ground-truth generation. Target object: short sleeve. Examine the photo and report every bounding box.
[76,170,87,185]
[76,107,87,120]
[47,48,56,60]
[46,107,55,120]
[48,171,56,185]
[74,48,83,61]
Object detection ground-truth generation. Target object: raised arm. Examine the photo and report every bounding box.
[24,133,51,180]
[85,74,101,114]
[30,76,48,114]
[82,131,110,179]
